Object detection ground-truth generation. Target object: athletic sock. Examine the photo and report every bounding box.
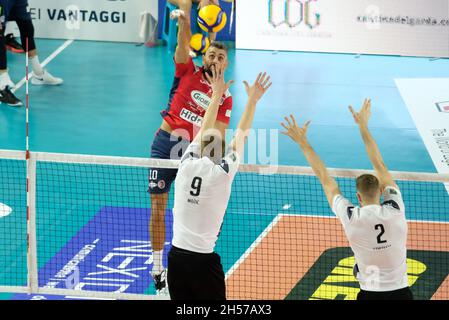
[29,56,44,76]
[0,72,13,90]
[152,250,164,275]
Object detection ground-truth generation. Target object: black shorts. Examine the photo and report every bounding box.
[357,287,413,300]
[168,246,226,300]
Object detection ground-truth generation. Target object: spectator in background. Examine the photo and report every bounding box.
[0,0,63,107]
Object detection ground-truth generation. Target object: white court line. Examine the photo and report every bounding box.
[13,39,74,93]
[225,214,282,280]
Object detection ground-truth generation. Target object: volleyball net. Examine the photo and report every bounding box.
[0,150,448,300]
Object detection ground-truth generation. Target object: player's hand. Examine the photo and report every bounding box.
[349,98,371,127]
[170,9,187,21]
[281,115,311,146]
[205,65,233,98]
[243,72,272,103]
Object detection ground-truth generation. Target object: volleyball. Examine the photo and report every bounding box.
[190,33,210,55]
[197,5,227,33]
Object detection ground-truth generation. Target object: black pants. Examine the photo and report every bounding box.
[168,246,226,300]
[357,287,413,300]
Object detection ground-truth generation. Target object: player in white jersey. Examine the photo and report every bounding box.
[281,98,413,300]
[167,67,272,300]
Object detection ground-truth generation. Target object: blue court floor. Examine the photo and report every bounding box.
[1,39,448,172]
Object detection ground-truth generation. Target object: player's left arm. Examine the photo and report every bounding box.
[281,115,341,208]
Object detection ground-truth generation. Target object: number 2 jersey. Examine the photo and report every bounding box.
[332,186,408,292]
[160,58,233,141]
[172,142,240,254]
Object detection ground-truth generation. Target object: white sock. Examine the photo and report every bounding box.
[0,72,13,90]
[152,250,164,275]
[30,56,44,76]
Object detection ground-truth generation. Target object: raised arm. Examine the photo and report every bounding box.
[281,115,341,207]
[193,65,233,151]
[349,98,398,191]
[230,73,272,158]
[171,9,192,64]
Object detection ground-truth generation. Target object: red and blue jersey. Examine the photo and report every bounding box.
[161,58,233,141]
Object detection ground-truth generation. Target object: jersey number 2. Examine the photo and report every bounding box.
[375,224,387,244]
[190,177,202,196]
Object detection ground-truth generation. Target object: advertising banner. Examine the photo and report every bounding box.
[236,0,449,57]
[24,0,155,43]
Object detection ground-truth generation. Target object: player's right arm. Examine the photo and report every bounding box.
[173,9,192,64]
[349,98,398,191]
[281,115,341,208]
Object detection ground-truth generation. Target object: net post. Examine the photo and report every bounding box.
[25,36,38,294]
[26,152,38,293]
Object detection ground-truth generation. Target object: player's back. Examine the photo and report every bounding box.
[172,143,240,254]
[332,186,409,291]
[347,203,407,272]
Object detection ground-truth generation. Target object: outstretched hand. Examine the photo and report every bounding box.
[281,115,311,146]
[204,65,234,97]
[170,9,187,21]
[243,72,272,103]
[349,98,371,127]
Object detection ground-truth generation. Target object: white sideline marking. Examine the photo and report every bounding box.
[13,39,74,92]
[225,214,282,280]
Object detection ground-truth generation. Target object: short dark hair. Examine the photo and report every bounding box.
[208,41,228,54]
[356,174,380,199]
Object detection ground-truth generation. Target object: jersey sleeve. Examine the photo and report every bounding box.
[382,186,405,212]
[180,142,201,163]
[332,194,356,228]
[218,146,240,179]
[174,57,195,78]
[216,95,233,125]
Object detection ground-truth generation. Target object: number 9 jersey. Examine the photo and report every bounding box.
[172,141,240,254]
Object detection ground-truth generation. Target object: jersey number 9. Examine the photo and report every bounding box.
[190,177,203,196]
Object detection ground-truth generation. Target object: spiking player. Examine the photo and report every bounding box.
[281,99,413,300]
[147,2,232,295]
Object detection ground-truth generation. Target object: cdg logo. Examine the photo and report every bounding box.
[268,0,321,29]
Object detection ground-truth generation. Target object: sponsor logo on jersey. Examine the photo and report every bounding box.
[191,90,225,110]
[180,108,203,127]
[191,91,211,110]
